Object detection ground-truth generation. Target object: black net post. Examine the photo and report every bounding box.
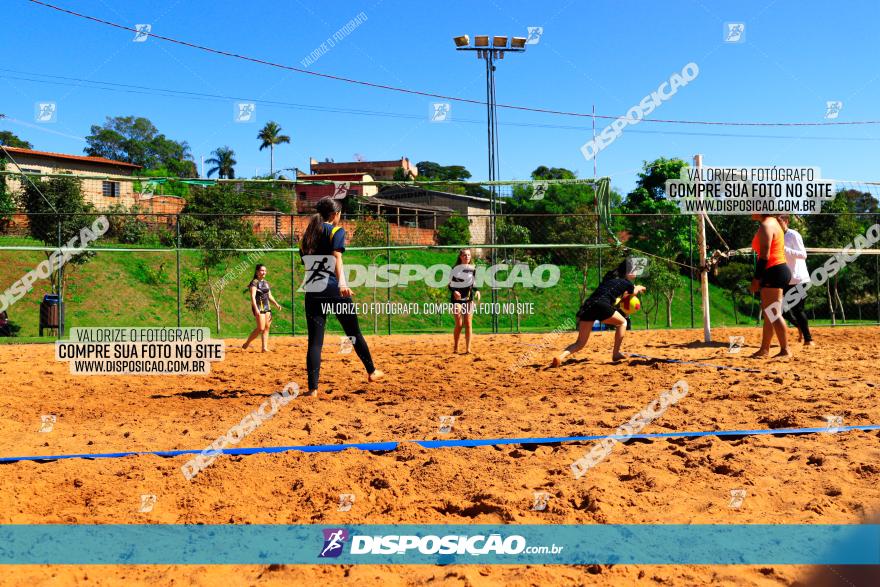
[57,218,64,338]
[689,214,695,328]
[290,213,296,336]
[386,219,391,335]
[176,214,181,328]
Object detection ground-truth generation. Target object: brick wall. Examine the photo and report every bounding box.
[1,210,437,246]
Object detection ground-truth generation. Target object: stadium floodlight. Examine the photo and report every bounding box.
[451,35,526,333]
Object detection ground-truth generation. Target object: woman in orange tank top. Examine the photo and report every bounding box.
[749,214,792,358]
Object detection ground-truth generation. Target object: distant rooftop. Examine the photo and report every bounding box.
[0,146,142,169]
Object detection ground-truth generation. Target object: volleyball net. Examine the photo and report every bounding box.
[0,171,878,339]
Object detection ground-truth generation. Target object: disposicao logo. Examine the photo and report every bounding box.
[319,528,349,558]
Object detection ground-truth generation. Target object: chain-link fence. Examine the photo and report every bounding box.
[1,210,878,340]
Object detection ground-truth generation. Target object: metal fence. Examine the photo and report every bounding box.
[1,211,878,340]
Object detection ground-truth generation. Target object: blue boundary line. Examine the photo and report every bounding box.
[2,425,878,463]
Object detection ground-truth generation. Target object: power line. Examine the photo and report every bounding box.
[23,0,880,128]
[3,69,879,142]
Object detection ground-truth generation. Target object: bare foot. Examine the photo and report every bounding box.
[773,348,792,358]
[551,356,562,368]
[242,343,249,350]
[368,369,385,382]
[464,349,471,355]
[303,390,318,397]
[750,349,770,358]
[612,353,626,362]
[805,341,815,347]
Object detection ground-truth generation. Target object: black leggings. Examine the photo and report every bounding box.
[305,295,375,391]
[782,284,812,343]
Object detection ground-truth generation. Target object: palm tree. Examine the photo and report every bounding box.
[206,146,236,179]
[257,121,291,176]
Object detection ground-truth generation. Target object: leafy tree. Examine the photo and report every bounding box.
[0,158,16,227]
[257,121,291,176]
[622,158,690,262]
[436,215,470,245]
[415,161,472,181]
[0,130,32,149]
[496,217,531,245]
[183,271,208,313]
[85,116,196,176]
[392,167,408,181]
[19,176,100,294]
[506,166,603,216]
[640,261,680,328]
[632,157,688,200]
[104,202,148,244]
[803,190,867,323]
[715,261,753,324]
[838,188,879,214]
[179,184,259,332]
[351,217,388,247]
[705,215,755,252]
[206,146,237,179]
[531,166,576,180]
[505,168,606,258]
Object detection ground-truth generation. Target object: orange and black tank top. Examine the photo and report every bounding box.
[751,219,786,268]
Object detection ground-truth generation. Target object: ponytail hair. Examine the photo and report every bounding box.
[300,197,341,255]
[602,260,629,282]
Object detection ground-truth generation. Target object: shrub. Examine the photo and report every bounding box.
[106,203,149,244]
[351,217,388,247]
[437,215,470,245]
[135,260,167,285]
[182,271,208,312]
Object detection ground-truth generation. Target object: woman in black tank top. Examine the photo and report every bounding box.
[551,259,646,366]
[449,248,481,354]
[243,264,281,352]
[299,198,384,396]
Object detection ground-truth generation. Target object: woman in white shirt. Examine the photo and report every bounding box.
[777,214,813,345]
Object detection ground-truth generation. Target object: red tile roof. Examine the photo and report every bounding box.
[0,146,142,169]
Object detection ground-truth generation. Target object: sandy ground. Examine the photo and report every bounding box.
[1,326,879,586]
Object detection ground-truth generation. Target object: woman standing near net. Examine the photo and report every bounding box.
[300,197,384,396]
[749,214,792,358]
[777,214,813,346]
[242,264,282,352]
[449,248,481,354]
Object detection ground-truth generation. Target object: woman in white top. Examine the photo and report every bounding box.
[777,214,813,345]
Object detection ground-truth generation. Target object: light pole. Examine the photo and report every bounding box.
[454,34,526,333]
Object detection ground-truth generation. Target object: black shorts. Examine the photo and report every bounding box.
[576,300,616,323]
[452,299,475,314]
[760,263,791,289]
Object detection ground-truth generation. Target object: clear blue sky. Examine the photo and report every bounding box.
[2,0,878,194]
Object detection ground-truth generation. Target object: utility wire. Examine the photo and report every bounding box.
[23,0,880,128]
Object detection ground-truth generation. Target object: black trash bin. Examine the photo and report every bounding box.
[40,294,61,336]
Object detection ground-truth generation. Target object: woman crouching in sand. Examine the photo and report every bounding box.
[552,260,646,366]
